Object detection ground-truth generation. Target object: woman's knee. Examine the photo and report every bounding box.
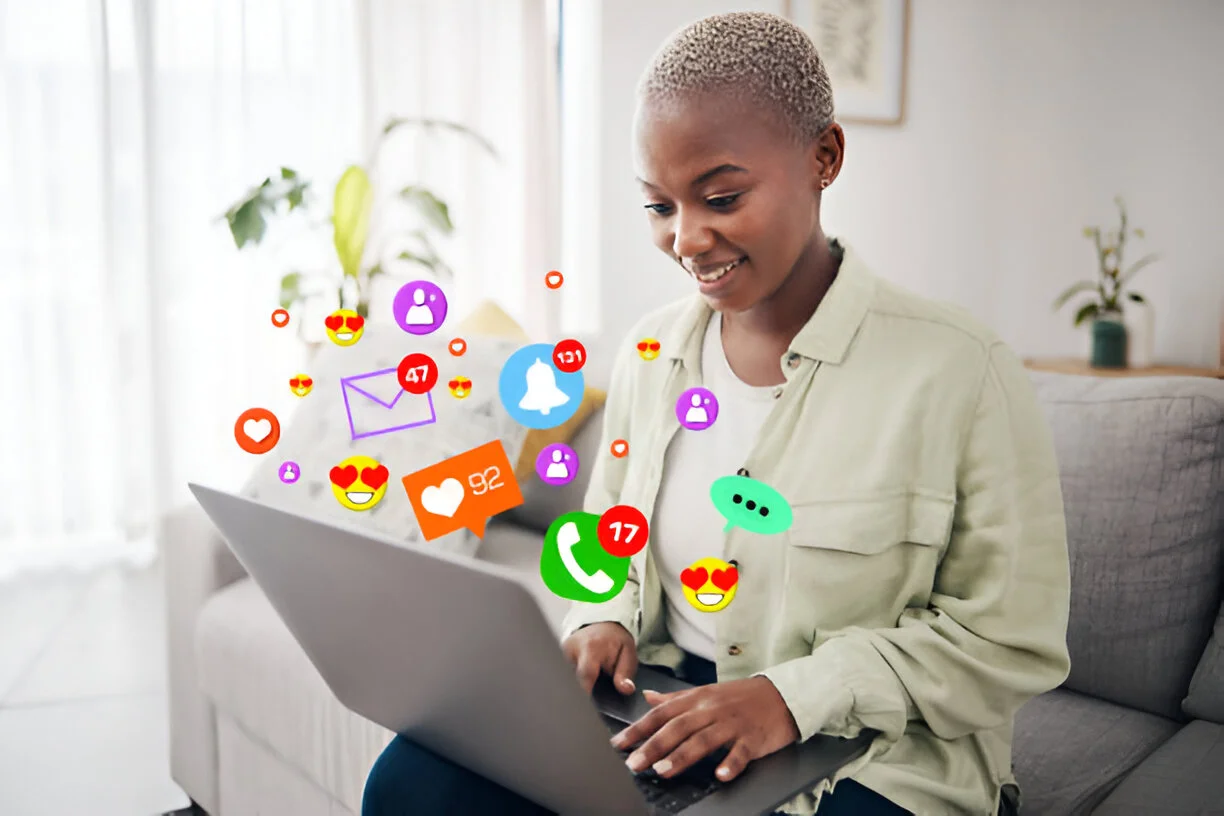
[363,736,447,815]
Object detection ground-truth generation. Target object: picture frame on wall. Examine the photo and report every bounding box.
[783,0,911,125]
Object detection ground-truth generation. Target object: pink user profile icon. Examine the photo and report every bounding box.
[676,387,718,430]
[535,443,579,486]
[392,281,448,336]
[278,461,301,484]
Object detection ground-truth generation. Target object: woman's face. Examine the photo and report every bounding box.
[632,94,839,313]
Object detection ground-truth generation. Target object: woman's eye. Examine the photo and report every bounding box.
[707,194,741,208]
[644,203,673,215]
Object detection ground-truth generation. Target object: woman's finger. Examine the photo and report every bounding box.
[611,642,638,695]
[715,739,753,782]
[611,691,686,751]
[574,648,602,695]
[650,723,733,779]
[624,708,714,773]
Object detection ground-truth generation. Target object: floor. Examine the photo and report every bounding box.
[0,560,191,816]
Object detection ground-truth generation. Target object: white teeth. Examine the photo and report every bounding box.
[695,257,744,283]
[345,491,374,504]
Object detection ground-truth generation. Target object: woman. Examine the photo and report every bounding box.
[363,11,1070,816]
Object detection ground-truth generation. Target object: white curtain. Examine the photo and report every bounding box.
[0,0,557,580]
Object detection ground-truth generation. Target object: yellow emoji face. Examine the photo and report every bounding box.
[447,376,472,399]
[679,557,739,612]
[289,374,313,397]
[329,455,389,511]
[636,338,661,361]
[324,309,365,346]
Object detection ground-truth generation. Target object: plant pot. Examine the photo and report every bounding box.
[1090,312,1128,368]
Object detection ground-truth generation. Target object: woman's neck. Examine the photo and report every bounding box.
[723,235,840,345]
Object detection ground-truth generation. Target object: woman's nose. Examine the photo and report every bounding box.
[671,209,716,261]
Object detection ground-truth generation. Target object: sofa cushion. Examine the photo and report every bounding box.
[1093,719,1224,814]
[196,578,394,814]
[1029,373,1224,720]
[1012,688,1180,815]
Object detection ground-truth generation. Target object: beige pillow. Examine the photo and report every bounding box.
[455,300,607,481]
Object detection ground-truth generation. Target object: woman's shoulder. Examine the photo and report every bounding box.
[867,275,1004,353]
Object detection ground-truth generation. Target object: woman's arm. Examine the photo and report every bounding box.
[757,341,1073,744]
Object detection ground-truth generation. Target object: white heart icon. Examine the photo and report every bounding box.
[612,441,627,454]
[244,418,272,443]
[420,478,465,518]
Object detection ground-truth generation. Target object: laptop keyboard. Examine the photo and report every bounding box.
[601,715,726,814]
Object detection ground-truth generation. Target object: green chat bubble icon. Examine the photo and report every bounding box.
[710,475,793,535]
[541,511,632,603]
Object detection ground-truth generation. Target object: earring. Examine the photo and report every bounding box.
[820,178,830,190]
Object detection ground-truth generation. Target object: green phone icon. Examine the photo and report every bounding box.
[541,511,631,602]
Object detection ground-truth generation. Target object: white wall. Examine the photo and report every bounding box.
[565,0,1224,366]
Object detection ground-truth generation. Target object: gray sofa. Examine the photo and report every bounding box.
[162,363,1224,815]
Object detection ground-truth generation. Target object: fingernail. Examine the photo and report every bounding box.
[717,766,732,779]
[626,752,646,772]
[653,759,672,775]
[621,678,635,691]
[610,731,626,747]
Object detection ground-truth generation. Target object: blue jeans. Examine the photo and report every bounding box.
[361,653,911,815]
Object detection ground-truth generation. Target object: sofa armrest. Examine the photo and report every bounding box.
[160,501,247,815]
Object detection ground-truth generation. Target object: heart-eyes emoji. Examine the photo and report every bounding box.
[679,556,739,612]
[329,455,389,511]
[447,376,472,399]
[289,374,313,397]
[324,309,365,346]
[636,338,661,361]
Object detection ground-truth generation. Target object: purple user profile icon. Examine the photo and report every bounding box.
[278,461,301,484]
[535,443,579,486]
[676,387,719,431]
[392,280,448,336]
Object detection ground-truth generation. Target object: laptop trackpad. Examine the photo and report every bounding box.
[591,665,694,724]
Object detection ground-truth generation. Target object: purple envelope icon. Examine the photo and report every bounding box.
[340,367,437,441]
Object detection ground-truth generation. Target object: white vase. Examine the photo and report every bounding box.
[1125,301,1155,368]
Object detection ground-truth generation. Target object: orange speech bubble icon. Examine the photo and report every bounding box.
[401,440,524,540]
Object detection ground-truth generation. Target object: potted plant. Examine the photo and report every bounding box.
[1052,196,1160,368]
[220,116,497,343]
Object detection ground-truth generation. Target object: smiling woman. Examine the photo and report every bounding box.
[363,11,1065,816]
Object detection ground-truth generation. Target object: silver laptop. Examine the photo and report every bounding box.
[189,484,873,816]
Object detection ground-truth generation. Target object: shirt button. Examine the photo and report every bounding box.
[727,644,742,656]
[736,468,750,477]
[786,354,801,369]
[773,387,783,399]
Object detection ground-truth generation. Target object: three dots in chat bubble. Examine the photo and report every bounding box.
[709,474,793,535]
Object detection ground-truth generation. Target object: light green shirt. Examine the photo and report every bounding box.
[561,241,1072,815]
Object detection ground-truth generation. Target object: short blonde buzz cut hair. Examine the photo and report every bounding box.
[636,11,836,147]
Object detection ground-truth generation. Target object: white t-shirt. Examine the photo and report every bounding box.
[650,312,778,661]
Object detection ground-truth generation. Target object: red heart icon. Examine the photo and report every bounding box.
[324,314,344,331]
[300,377,312,388]
[345,315,364,331]
[680,567,709,590]
[289,377,300,388]
[711,567,738,591]
[329,465,358,488]
[360,465,389,489]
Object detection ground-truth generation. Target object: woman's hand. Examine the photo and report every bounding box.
[561,622,639,695]
[611,676,800,782]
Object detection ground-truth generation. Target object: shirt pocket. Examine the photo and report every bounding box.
[783,492,955,628]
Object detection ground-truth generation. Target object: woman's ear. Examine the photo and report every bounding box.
[810,122,845,192]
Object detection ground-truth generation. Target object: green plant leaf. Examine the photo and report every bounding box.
[278,271,303,309]
[226,197,268,248]
[400,186,454,234]
[1127,292,1146,303]
[280,167,297,180]
[397,250,438,271]
[366,263,385,281]
[1120,253,1159,285]
[1073,302,1100,327]
[333,165,372,279]
[382,116,500,159]
[1051,280,1099,311]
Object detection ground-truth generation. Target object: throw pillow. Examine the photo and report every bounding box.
[242,322,528,558]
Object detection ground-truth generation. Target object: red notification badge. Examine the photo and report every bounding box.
[397,352,439,394]
[597,504,649,558]
[552,339,587,374]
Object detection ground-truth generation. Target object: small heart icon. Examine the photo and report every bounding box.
[360,465,389,489]
[300,377,312,388]
[324,314,344,331]
[711,567,738,591]
[243,418,272,443]
[545,271,564,289]
[610,440,628,457]
[345,315,364,331]
[420,478,465,518]
[680,567,709,590]
[329,465,358,489]
[449,338,467,356]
